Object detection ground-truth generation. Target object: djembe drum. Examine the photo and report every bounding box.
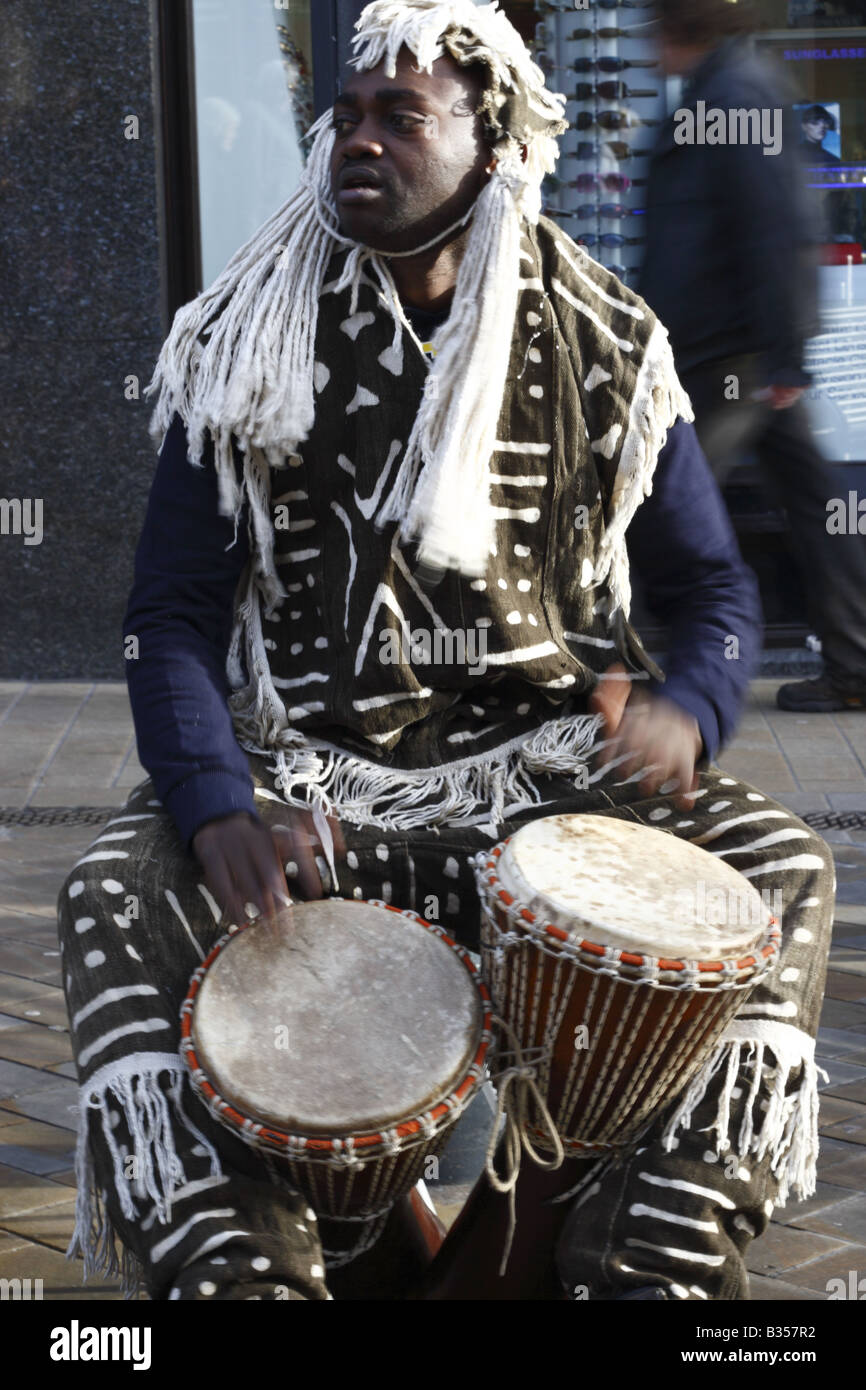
[181,897,493,1269]
[421,814,781,1300]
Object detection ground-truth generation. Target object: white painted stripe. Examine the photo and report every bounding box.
[179,1230,251,1268]
[493,440,551,455]
[689,1285,709,1299]
[353,688,433,712]
[492,505,541,522]
[79,1018,172,1068]
[625,1238,725,1267]
[196,882,223,924]
[563,631,616,648]
[552,277,636,351]
[331,501,357,634]
[274,548,321,564]
[738,1001,798,1018]
[164,890,205,961]
[92,831,138,842]
[73,850,131,866]
[141,1175,230,1231]
[104,814,156,826]
[690,810,789,845]
[740,854,826,877]
[488,474,547,487]
[629,1203,718,1234]
[73,984,159,1030]
[519,277,545,292]
[271,672,329,689]
[150,1209,238,1263]
[482,641,559,666]
[555,239,645,317]
[638,1172,736,1210]
[712,828,812,856]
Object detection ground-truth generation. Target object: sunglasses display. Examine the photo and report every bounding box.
[569,27,646,41]
[572,56,658,73]
[576,203,646,219]
[571,141,652,160]
[574,173,645,192]
[575,110,660,131]
[576,233,646,247]
[570,82,658,101]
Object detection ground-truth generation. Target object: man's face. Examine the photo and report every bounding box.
[803,117,829,145]
[329,47,492,252]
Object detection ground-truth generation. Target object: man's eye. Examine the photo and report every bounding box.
[391,114,426,131]
[332,116,354,134]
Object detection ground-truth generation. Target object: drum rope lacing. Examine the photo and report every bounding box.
[484,1013,565,1275]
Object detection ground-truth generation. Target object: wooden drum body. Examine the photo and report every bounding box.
[181,898,492,1258]
[476,815,781,1157]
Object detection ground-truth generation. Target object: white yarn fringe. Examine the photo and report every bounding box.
[67,1052,222,1298]
[661,1021,828,1207]
[238,708,605,833]
[591,318,695,622]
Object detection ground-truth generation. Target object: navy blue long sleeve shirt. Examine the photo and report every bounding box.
[123,406,762,852]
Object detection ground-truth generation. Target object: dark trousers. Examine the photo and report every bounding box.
[682,355,866,687]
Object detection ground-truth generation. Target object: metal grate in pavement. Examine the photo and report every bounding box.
[0,807,117,827]
[802,810,866,832]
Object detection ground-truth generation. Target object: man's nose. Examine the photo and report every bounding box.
[341,118,384,158]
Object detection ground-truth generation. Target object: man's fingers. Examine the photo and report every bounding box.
[589,662,631,738]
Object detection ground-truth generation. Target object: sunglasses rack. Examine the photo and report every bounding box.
[531,0,665,286]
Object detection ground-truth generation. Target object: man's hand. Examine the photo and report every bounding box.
[589,663,702,810]
[192,808,346,928]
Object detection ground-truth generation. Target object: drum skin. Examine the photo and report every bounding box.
[180,898,493,1225]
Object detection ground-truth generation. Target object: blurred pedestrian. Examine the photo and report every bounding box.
[639,0,866,712]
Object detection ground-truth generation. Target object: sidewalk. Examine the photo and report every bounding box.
[1,679,865,1300]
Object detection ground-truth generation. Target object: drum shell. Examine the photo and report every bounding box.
[477,851,780,1156]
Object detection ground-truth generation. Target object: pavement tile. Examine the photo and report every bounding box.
[773,1181,855,1226]
[822,1110,866,1145]
[2,1083,78,1131]
[791,1193,866,1244]
[774,1243,866,1295]
[817,1059,866,1090]
[823,972,866,1003]
[0,1018,72,1069]
[0,942,62,985]
[0,1232,30,1257]
[0,1244,126,1300]
[0,1117,76,1176]
[0,990,69,1029]
[46,1168,76,1188]
[818,998,866,1030]
[747,1273,823,1301]
[816,1026,866,1058]
[1,1197,78,1252]
[0,1162,77,1219]
[815,1140,866,1191]
[825,1077,866,1106]
[28,788,127,809]
[745,1222,846,1276]
[817,1096,866,1131]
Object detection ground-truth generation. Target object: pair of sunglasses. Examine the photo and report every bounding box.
[575,110,660,131]
[575,203,646,218]
[570,141,652,161]
[577,232,646,247]
[573,57,658,73]
[570,82,658,101]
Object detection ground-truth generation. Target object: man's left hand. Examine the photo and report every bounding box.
[589,663,702,810]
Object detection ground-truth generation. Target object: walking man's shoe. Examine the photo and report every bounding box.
[776,676,866,712]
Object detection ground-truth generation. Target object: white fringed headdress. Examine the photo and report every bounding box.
[144,0,568,577]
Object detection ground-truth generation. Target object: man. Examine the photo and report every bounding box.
[639,0,866,713]
[58,0,832,1301]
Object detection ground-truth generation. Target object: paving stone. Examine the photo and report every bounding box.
[747,1273,823,1301]
[825,1077,866,1106]
[0,1117,76,1176]
[833,907,866,928]
[820,1000,866,1033]
[0,1058,73,1100]
[0,989,69,1029]
[0,941,62,985]
[0,1232,30,1257]
[46,1061,77,1079]
[822,1109,866,1145]
[773,1181,855,1227]
[823,972,866,1003]
[1,1197,78,1252]
[818,1058,866,1091]
[2,1082,78,1131]
[776,1243,866,1295]
[0,1162,77,1219]
[817,1026,866,1058]
[0,1243,126,1300]
[791,1193,866,1244]
[745,1222,847,1276]
[46,1168,77,1188]
[814,1140,866,1191]
[0,1016,71,1069]
[817,1096,866,1131]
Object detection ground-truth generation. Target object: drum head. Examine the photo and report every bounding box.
[495,814,772,959]
[191,900,483,1136]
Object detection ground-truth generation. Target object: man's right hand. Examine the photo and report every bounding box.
[192,808,345,928]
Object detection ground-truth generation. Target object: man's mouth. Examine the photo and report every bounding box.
[338,168,386,204]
